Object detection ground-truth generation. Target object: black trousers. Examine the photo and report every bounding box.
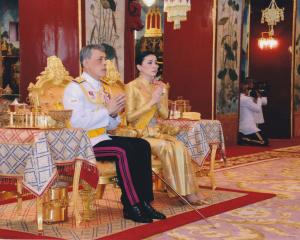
[93,136,153,208]
[238,131,268,146]
[257,123,269,145]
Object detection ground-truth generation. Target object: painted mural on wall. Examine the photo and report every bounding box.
[216,0,242,114]
[240,0,250,83]
[85,0,125,80]
[294,0,300,111]
[0,0,19,94]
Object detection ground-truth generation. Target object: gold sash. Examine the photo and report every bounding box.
[87,128,106,138]
[134,105,157,130]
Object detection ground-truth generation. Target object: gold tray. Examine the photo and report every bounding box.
[4,126,64,130]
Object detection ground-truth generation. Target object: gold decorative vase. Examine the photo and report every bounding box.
[43,181,69,224]
[79,184,96,221]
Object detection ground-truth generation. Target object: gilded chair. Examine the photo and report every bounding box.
[27,56,83,229]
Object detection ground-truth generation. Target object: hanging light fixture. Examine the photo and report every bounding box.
[258,32,278,50]
[164,0,191,30]
[258,0,284,50]
[143,0,156,7]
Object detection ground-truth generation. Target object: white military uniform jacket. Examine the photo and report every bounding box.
[253,97,267,125]
[239,93,260,135]
[63,72,120,146]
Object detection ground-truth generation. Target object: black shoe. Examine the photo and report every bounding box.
[141,201,166,220]
[123,205,153,223]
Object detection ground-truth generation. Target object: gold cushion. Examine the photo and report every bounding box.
[182,112,201,120]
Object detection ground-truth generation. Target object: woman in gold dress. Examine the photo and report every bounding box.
[125,51,202,204]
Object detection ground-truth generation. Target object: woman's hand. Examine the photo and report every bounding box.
[150,84,164,105]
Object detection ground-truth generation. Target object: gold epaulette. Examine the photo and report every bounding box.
[73,76,86,84]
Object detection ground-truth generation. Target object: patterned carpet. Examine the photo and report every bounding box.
[200,146,300,173]
[1,146,299,239]
[273,145,300,153]
[150,156,300,240]
[0,185,245,239]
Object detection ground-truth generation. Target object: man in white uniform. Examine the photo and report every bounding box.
[238,83,268,146]
[63,44,165,223]
[247,78,269,145]
[254,93,268,145]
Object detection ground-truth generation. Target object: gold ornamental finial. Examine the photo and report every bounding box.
[144,7,162,37]
[101,60,122,85]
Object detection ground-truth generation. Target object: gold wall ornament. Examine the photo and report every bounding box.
[164,0,191,30]
[261,0,284,37]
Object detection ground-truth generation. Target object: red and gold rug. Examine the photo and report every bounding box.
[3,142,300,239]
[0,185,275,240]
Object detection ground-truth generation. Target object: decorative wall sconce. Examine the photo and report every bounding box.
[258,0,284,50]
[164,0,191,30]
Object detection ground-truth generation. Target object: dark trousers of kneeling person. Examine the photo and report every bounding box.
[238,131,268,146]
[93,136,166,223]
[257,123,269,145]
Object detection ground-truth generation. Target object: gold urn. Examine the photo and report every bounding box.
[43,181,69,224]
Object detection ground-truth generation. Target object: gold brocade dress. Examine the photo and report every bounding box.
[125,76,198,196]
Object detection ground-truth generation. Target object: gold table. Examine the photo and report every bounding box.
[0,127,99,232]
[158,119,226,189]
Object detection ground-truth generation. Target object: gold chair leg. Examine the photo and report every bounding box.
[72,160,82,227]
[95,184,106,199]
[153,170,164,191]
[36,197,43,235]
[16,177,22,215]
[210,144,218,191]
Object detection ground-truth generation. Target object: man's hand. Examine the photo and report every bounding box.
[106,93,126,117]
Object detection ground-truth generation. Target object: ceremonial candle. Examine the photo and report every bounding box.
[25,113,28,127]
[169,110,173,119]
[9,112,13,126]
[30,112,33,127]
[36,115,39,127]
[43,115,47,128]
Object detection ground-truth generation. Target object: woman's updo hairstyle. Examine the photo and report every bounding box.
[135,51,155,66]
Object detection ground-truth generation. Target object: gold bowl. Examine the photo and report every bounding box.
[48,109,72,127]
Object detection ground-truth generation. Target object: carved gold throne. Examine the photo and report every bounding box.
[27,56,84,228]
[27,56,73,110]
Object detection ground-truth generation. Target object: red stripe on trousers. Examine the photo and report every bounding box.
[93,146,140,205]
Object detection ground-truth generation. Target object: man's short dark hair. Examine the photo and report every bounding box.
[80,44,106,66]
